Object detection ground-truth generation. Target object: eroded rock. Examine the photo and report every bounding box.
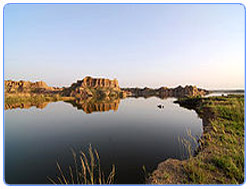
[122,85,209,98]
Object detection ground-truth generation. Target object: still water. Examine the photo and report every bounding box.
[5,97,202,184]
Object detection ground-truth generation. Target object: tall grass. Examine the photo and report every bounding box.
[178,129,200,159]
[48,145,115,184]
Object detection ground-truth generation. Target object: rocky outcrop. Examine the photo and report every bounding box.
[5,79,209,101]
[61,76,127,99]
[80,76,119,89]
[121,87,156,98]
[159,85,209,97]
[4,80,58,95]
[122,85,209,98]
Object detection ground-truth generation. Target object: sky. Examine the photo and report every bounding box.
[4,4,245,89]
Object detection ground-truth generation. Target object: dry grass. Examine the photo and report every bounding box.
[178,129,200,159]
[48,145,115,185]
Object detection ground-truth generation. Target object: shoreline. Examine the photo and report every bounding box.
[148,95,244,184]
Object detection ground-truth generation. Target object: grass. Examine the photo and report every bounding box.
[48,145,116,185]
[150,94,244,184]
[178,129,200,159]
[182,95,244,184]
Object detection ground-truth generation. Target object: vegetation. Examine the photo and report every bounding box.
[150,94,244,184]
[48,145,116,185]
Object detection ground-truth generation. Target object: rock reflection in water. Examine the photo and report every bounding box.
[4,101,50,110]
[65,97,120,114]
[4,97,121,114]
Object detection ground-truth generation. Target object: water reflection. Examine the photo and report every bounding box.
[4,101,50,110]
[65,97,120,114]
[4,96,121,114]
[5,97,203,184]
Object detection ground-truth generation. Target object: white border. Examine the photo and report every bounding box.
[0,0,248,189]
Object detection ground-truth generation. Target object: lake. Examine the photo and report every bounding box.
[5,97,203,184]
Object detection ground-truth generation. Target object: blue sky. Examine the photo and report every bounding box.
[4,4,245,89]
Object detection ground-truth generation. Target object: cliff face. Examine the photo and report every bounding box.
[61,76,126,99]
[80,76,119,89]
[4,80,57,94]
[122,85,209,98]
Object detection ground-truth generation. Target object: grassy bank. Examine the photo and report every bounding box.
[149,95,244,184]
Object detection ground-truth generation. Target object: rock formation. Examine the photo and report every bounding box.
[61,76,127,99]
[80,76,119,88]
[4,80,58,95]
[122,85,209,98]
[4,78,209,104]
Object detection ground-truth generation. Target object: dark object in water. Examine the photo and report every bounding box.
[157,104,164,109]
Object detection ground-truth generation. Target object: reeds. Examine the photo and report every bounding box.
[178,128,200,159]
[48,145,115,184]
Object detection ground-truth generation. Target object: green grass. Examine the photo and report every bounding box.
[183,95,244,184]
[150,94,244,184]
